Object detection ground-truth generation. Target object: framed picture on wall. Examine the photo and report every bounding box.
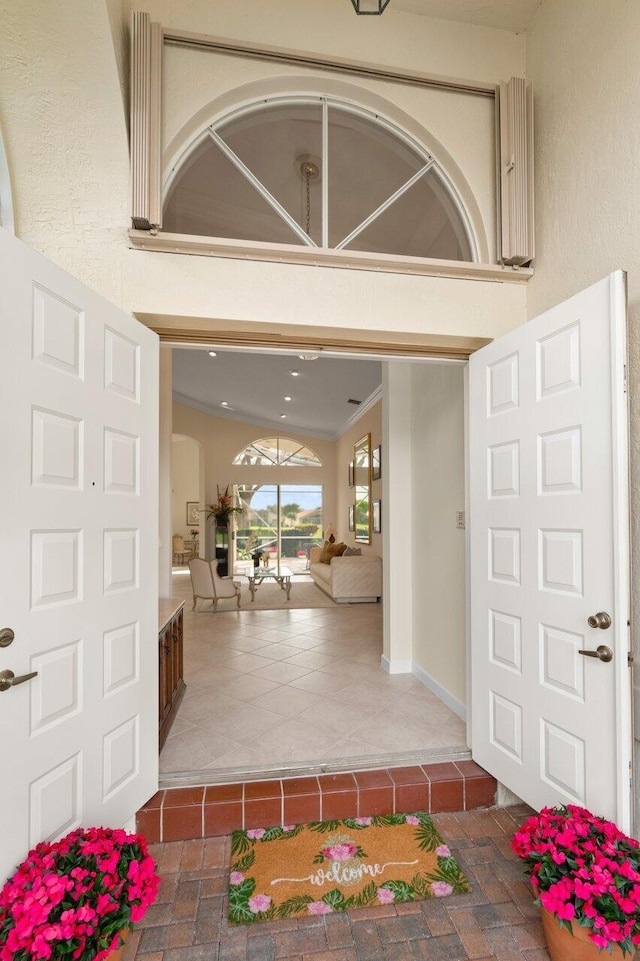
[348,461,354,488]
[372,499,381,534]
[372,445,381,481]
[186,501,200,526]
[348,504,355,532]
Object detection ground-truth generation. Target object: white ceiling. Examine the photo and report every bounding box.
[392,0,542,33]
[172,348,382,439]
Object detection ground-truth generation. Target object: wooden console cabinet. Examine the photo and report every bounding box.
[158,600,186,749]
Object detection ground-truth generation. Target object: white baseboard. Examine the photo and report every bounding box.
[381,655,412,674]
[412,662,467,721]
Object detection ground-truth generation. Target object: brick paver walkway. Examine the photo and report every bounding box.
[123,805,553,961]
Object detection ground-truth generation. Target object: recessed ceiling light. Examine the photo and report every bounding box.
[221,401,228,407]
[280,413,287,419]
[208,351,217,357]
[284,395,292,401]
[289,369,299,377]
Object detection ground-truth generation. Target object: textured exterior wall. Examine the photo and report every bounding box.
[527,0,640,828]
[0,0,527,341]
[0,0,130,302]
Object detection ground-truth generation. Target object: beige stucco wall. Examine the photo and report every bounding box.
[526,0,640,829]
[0,0,528,342]
[335,400,383,557]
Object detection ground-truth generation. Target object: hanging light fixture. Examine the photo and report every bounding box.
[295,155,320,237]
[350,0,391,13]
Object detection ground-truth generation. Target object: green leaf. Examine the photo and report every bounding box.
[371,814,405,827]
[276,895,315,918]
[414,819,440,852]
[355,845,368,859]
[343,881,378,909]
[313,852,326,864]
[228,877,257,924]
[228,902,256,924]
[379,880,415,902]
[424,859,470,894]
[322,888,347,909]
[231,849,256,873]
[231,831,251,856]
[308,820,342,833]
[262,826,286,842]
[411,873,431,898]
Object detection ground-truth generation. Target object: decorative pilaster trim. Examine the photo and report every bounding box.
[130,12,163,229]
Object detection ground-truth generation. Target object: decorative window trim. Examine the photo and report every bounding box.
[128,229,532,283]
[129,15,534,272]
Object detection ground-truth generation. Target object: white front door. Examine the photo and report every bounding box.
[0,230,159,881]
[469,272,632,830]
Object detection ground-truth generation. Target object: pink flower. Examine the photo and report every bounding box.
[281,825,295,832]
[246,829,265,840]
[229,872,244,886]
[308,901,333,915]
[435,845,451,858]
[377,888,395,904]
[321,843,358,862]
[355,817,372,826]
[430,881,454,897]
[405,816,420,826]
[248,894,271,914]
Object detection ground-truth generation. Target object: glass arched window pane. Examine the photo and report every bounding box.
[163,137,302,243]
[328,106,426,247]
[219,103,323,246]
[164,98,475,262]
[233,437,322,467]
[344,167,472,260]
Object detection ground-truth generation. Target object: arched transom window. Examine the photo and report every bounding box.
[164,97,474,261]
[233,437,322,468]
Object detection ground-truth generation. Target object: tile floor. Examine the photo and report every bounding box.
[160,572,467,779]
[122,805,555,961]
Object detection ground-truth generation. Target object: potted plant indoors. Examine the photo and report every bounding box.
[204,485,243,528]
[0,826,160,961]
[512,805,640,959]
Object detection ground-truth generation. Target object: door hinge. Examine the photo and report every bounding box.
[628,652,634,666]
[624,364,627,393]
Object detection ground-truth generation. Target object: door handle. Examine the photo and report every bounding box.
[0,669,38,692]
[578,645,613,663]
[0,628,15,648]
[587,611,612,630]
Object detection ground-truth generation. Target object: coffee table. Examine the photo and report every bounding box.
[246,566,293,601]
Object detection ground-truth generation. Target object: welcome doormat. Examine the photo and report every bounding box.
[228,813,470,924]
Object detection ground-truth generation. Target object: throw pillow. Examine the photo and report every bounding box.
[343,546,362,556]
[319,540,331,563]
[322,541,347,563]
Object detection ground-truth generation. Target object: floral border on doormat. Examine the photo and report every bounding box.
[228,812,470,924]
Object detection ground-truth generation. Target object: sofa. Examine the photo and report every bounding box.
[309,546,382,603]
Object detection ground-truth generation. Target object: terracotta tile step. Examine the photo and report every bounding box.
[136,760,496,843]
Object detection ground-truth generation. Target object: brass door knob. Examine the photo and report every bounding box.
[587,611,612,630]
[0,669,38,692]
[578,645,613,663]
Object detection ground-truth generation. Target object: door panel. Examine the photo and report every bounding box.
[0,230,159,880]
[469,272,631,829]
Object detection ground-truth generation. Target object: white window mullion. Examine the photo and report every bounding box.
[322,99,329,249]
[336,160,434,250]
[208,129,318,248]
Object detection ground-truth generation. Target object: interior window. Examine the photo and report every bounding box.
[233,437,322,467]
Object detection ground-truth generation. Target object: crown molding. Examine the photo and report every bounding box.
[172,391,337,441]
[336,384,383,438]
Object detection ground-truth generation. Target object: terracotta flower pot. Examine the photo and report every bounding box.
[541,908,626,961]
[107,928,130,961]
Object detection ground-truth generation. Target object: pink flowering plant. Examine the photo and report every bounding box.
[0,827,160,961]
[512,805,640,956]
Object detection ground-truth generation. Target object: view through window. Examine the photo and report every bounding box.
[235,484,323,574]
